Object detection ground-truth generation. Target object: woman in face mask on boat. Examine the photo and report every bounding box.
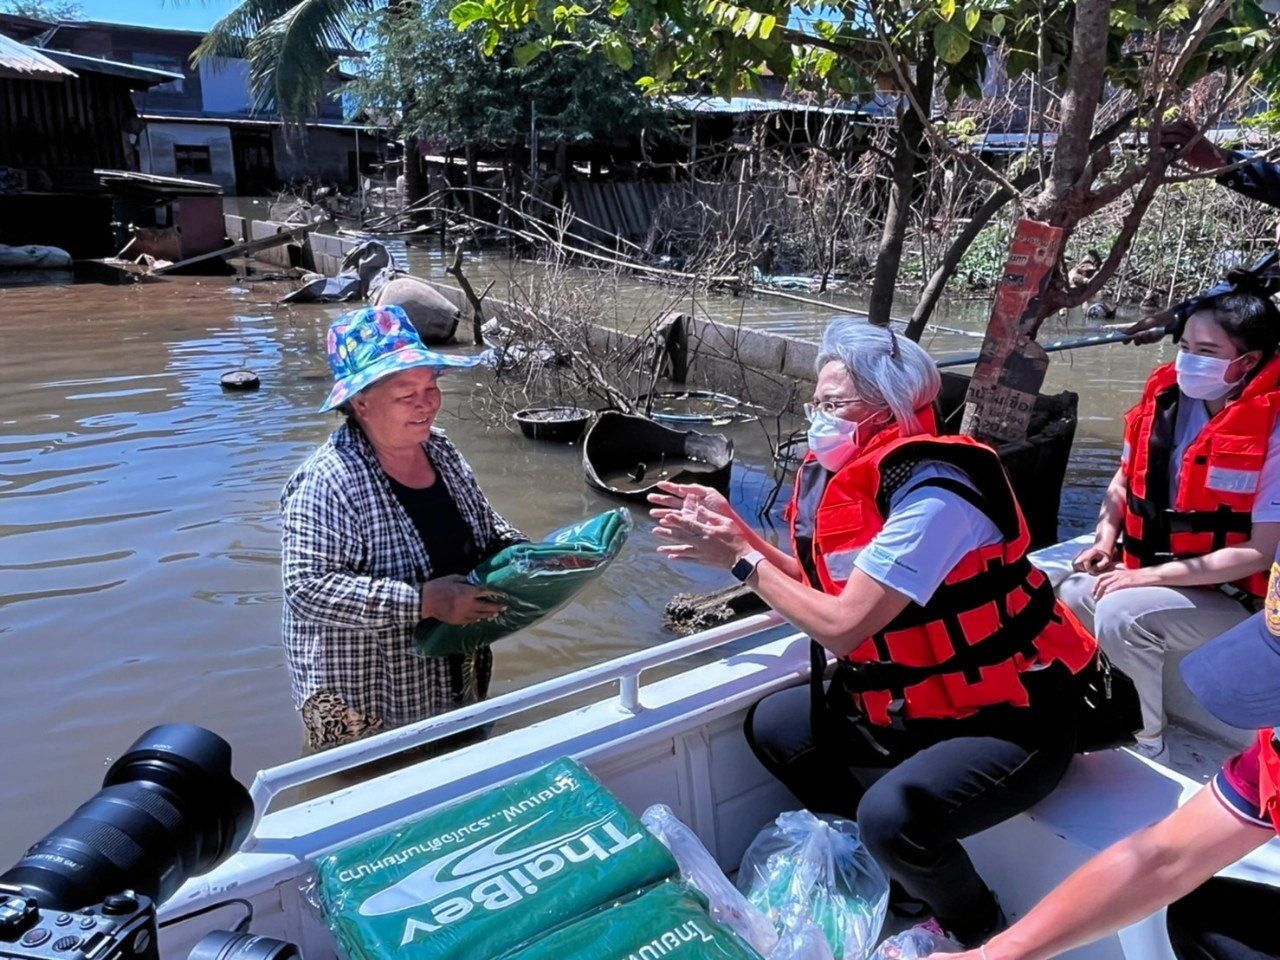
[280,306,526,752]
[1058,278,1280,762]
[648,316,1098,947]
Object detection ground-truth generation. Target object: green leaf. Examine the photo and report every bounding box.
[603,34,633,69]
[963,6,979,32]
[758,13,776,38]
[938,0,956,21]
[450,1,487,28]
[652,42,677,79]
[933,20,970,63]
[609,0,629,15]
[990,12,1004,34]
[514,39,546,65]
[1109,9,1146,30]
[1156,1,1190,27]
[483,26,500,55]
[743,11,762,36]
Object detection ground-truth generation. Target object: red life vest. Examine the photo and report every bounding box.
[1121,357,1280,597]
[1257,729,1280,834]
[786,420,1097,727]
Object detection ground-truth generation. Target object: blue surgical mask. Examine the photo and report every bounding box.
[807,409,881,472]
[1175,351,1243,401]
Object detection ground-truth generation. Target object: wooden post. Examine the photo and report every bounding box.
[465,143,478,218]
[960,218,1065,442]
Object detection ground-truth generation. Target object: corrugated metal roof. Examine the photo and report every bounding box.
[41,48,183,87]
[662,94,866,116]
[142,112,387,132]
[0,33,76,81]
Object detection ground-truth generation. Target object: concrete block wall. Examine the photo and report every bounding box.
[284,230,814,411]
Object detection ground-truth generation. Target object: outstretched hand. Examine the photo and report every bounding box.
[647,480,735,520]
[651,498,749,568]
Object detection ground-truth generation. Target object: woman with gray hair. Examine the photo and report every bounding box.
[650,317,1096,947]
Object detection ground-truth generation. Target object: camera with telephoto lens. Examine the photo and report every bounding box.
[0,725,297,960]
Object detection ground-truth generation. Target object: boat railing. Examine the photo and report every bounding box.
[245,610,791,841]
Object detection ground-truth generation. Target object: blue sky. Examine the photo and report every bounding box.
[75,0,239,29]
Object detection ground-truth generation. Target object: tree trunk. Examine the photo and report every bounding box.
[402,135,428,222]
[906,106,1139,341]
[465,143,478,218]
[960,0,1113,442]
[904,174,1032,341]
[866,42,935,326]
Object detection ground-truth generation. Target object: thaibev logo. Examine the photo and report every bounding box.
[353,809,646,945]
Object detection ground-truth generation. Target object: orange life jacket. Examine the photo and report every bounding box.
[786,420,1097,727]
[1257,729,1280,834]
[1121,357,1280,597]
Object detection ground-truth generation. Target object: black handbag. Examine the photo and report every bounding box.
[1074,652,1142,753]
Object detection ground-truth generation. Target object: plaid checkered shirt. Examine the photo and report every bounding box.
[280,421,524,733]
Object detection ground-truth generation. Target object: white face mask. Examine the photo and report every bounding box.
[807,409,882,472]
[1175,350,1245,401]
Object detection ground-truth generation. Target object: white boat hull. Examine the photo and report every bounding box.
[156,540,1280,960]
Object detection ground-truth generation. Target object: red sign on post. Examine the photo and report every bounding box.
[961,218,1066,442]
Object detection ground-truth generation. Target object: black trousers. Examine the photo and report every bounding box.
[743,665,1078,946]
[1167,877,1280,960]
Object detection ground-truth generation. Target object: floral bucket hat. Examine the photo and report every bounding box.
[320,305,489,412]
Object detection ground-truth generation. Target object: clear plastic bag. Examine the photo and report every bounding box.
[870,922,962,960]
[737,811,890,960]
[642,804,779,956]
[768,908,836,960]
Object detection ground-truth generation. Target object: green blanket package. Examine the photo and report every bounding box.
[315,758,676,960]
[503,882,763,960]
[416,509,632,656]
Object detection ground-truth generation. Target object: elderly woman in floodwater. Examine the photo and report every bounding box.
[280,306,524,750]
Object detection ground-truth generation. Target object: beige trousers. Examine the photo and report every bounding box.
[1058,572,1254,746]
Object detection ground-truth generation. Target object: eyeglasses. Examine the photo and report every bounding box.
[804,398,860,419]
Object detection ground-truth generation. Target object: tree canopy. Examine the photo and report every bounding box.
[0,0,82,20]
[346,1,667,148]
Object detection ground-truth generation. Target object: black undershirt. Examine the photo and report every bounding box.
[386,475,479,577]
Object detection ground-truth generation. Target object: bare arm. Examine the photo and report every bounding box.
[1146,521,1280,586]
[747,564,913,658]
[1074,466,1129,573]
[1095,466,1128,554]
[739,528,804,581]
[1094,521,1280,597]
[953,788,1272,960]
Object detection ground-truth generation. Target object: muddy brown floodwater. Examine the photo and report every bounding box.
[0,252,1177,865]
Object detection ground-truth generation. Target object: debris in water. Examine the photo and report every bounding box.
[220,369,260,391]
[629,462,648,482]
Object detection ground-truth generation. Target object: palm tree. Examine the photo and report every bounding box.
[193,0,437,206]
[192,0,375,123]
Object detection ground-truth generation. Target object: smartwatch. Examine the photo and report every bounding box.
[731,550,766,583]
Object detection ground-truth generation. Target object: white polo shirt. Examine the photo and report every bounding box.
[853,461,1004,605]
